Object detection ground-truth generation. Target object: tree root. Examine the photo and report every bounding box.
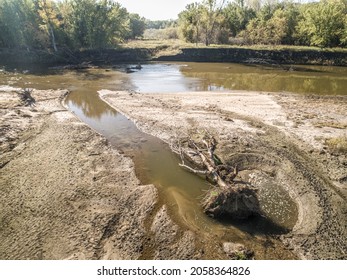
[171,130,261,219]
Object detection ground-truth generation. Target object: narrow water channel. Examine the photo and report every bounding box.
[2,62,346,258]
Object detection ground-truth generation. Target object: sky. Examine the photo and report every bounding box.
[115,0,200,20]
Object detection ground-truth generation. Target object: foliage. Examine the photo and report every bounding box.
[126,14,146,40]
[145,19,177,29]
[178,2,202,44]
[144,28,178,40]
[0,0,43,48]
[223,0,256,37]
[178,0,228,45]
[244,7,289,44]
[64,0,130,49]
[0,0,146,50]
[295,0,347,47]
[0,0,346,50]
[37,0,61,51]
[177,0,347,48]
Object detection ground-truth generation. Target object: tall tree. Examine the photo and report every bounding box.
[200,0,227,45]
[296,0,346,47]
[37,0,60,51]
[179,0,227,45]
[0,0,43,48]
[66,0,129,49]
[178,2,202,44]
[126,13,146,40]
[223,0,256,37]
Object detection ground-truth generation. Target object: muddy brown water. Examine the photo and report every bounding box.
[1,62,346,258]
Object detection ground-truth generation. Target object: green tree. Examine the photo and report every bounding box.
[37,0,61,51]
[200,0,227,45]
[0,0,43,48]
[145,19,176,29]
[178,2,202,44]
[126,13,146,40]
[296,0,347,47]
[223,0,256,37]
[266,8,288,44]
[280,1,300,45]
[65,0,129,49]
[179,0,227,45]
[244,2,299,45]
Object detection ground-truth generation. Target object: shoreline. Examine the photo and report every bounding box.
[1,85,254,260]
[1,84,345,259]
[1,46,346,69]
[99,90,347,260]
[0,86,159,259]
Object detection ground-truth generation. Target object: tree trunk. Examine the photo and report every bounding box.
[49,24,57,52]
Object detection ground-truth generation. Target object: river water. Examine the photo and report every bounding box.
[1,62,346,258]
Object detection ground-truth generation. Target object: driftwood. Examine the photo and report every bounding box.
[17,88,35,107]
[171,131,237,187]
[171,131,261,219]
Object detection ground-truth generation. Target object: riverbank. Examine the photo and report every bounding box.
[1,45,346,69]
[2,86,269,260]
[99,90,347,259]
[153,47,347,66]
[0,86,159,259]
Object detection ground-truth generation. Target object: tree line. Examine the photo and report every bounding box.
[0,0,146,51]
[178,0,347,48]
[0,0,346,51]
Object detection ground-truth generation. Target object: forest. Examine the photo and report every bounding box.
[0,0,146,50]
[178,0,347,47]
[0,0,346,51]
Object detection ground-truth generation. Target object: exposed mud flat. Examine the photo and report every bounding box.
[0,86,161,260]
[1,85,287,261]
[99,90,347,259]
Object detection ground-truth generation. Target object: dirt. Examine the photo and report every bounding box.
[1,84,345,260]
[1,47,346,68]
[99,90,347,260]
[154,48,347,66]
[0,86,161,260]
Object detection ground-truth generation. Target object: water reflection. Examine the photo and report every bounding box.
[114,62,347,95]
[68,87,115,119]
[178,62,347,95]
[126,64,201,93]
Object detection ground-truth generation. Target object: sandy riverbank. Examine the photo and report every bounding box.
[99,90,347,259]
[1,85,345,260]
[0,86,161,259]
[2,85,286,260]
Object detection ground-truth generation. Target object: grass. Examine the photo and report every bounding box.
[325,137,347,153]
[120,39,347,53]
[120,39,188,49]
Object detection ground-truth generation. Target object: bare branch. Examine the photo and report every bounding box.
[179,163,209,175]
[171,129,238,190]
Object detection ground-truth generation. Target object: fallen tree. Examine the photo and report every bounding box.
[171,130,261,219]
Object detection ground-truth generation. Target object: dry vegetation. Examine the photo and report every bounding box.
[325,137,347,153]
